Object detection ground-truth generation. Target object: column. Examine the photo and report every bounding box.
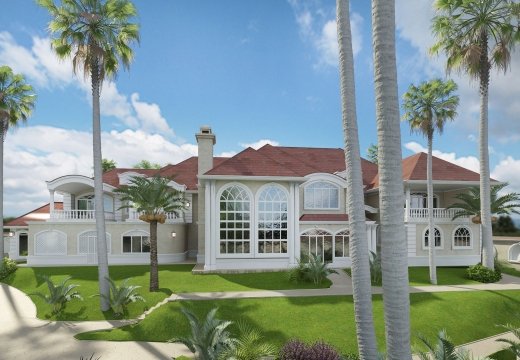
[49,190,55,215]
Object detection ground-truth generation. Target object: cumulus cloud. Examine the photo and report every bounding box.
[288,0,362,68]
[239,139,280,149]
[492,157,520,193]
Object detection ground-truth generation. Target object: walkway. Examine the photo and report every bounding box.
[2,271,520,359]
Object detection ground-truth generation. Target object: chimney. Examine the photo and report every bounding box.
[196,125,216,176]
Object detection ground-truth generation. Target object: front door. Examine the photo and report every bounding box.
[78,231,111,264]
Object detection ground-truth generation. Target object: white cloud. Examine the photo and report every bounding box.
[130,93,173,135]
[288,1,362,68]
[492,157,520,193]
[404,141,480,172]
[239,139,280,149]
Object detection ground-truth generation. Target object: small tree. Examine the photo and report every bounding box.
[102,159,117,172]
[133,159,162,169]
[114,176,187,291]
[366,143,378,164]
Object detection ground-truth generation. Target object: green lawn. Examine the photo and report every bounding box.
[490,349,515,360]
[500,264,520,278]
[77,290,520,355]
[1,265,330,321]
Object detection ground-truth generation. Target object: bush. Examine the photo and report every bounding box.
[289,254,338,285]
[0,257,17,280]
[96,277,145,316]
[29,275,83,314]
[279,339,342,360]
[466,263,502,283]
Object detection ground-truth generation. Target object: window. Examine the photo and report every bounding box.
[300,229,333,263]
[35,230,67,255]
[122,231,150,253]
[424,227,442,249]
[334,230,350,257]
[304,181,339,209]
[78,231,111,254]
[219,185,251,255]
[77,194,114,213]
[258,185,288,254]
[453,226,471,248]
[410,193,438,208]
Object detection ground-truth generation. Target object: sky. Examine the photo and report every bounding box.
[0,0,519,216]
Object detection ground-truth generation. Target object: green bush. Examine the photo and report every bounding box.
[466,264,502,283]
[289,254,338,285]
[0,257,17,280]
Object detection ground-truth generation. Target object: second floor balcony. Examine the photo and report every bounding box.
[405,207,470,223]
[50,209,116,221]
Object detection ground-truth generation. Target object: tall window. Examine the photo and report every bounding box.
[424,227,442,248]
[258,185,288,254]
[453,226,471,248]
[77,194,114,212]
[219,185,251,255]
[300,229,333,263]
[410,192,438,208]
[334,230,350,257]
[304,181,339,209]
[122,231,150,253]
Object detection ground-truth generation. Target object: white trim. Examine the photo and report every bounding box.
[199,175,306,182]
[304,173,347,188]
[452,225,473,250]
[421,226,444,250]
[333,228,350,259]
[27,252,187,266]
[166,180,187,192]
[47,175,116,192]
[302,180,341,210]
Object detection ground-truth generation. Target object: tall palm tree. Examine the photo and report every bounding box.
[431,0,520,269]
[38,0,139,310]
[336,0,378,357]
[0,66,36,257]
[402,79,459,285]
[372,0,412,358]
[114,176,186,291]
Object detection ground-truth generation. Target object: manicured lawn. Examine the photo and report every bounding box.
[77,290,520,355]
[490,349,515,360]
[1,265,330,321]
[500,264,520,278]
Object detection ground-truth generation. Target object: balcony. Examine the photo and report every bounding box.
[49,210,115,221]
[126,210,184,224]
[405,208,470,223]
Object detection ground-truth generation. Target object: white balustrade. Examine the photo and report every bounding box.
[127,209,181,223]
[50,210,115,221]
[406,208,468,221]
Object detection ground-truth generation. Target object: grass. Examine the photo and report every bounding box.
[1,264,330,321]
[490,349,515,360]
[77,290,520,355]
[345,267,480,286]
[500,263,520,278]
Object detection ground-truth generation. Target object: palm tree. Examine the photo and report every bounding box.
[402,79,459,285]
[0,66,36,257]
[114,176,186,291]
[38,0,139,310]
[431,0,520,269]
[336,0,378,357]
[448,183,520,222]
[416,330,488,360]
[372,0,412,358]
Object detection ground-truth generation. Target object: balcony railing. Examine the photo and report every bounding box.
[406,207,469,222]
[50,210,115,221]
[126,210,182,223]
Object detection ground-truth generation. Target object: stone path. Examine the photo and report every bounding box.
[2,271,520,359]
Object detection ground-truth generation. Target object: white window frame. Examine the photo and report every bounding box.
[334,229,350,258]
[77,230,112,254]
[452,226,473,250]
[255,183,289,258]
[34,230,67,256]
[422,226,444,250]
[217,183,253,258]
[300,228,334,263]
[303,181,340,210]
[410,192,439,209]
[77,193,115,213]
[121,229,150,254]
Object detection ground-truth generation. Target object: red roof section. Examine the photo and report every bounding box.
[370,152,483,188]
[5,202,63,227]
[300,214,349,222]
[156,157,227,190]
[102,168,158,187]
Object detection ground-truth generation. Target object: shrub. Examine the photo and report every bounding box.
[218,321,276,360]
[289,254,338,285]
[466,263,502,283]
[96,277,145,316]
[279,339,342,360]
[30,275,82,314]
[0,257,17,280]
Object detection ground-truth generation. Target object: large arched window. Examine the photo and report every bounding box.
[78,231,112,254]
[334,230,350,258]
[300,229,333,263]
[304,181,339,209]
[423,227,442,249]
[258,185,288,254]
[453,226,472,249]
[219,184,251,255]
[34,230,67,255]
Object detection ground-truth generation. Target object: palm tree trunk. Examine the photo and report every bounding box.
[91,58,110,311]
[149,220,159,291]
[337,0,378,357]
[427,134,437,284]
[479,33,494,269]
[0,126,4,258]
[372,0,412,358]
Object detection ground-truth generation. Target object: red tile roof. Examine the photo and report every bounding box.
[102,168,158,187]
[5,202,63,227]
[300,214,349,222]
[156,157,227,190]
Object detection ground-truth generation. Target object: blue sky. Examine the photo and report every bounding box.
[1,0,519,216]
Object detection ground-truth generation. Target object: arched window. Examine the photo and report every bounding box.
[423,227,442,249]
[304,181,339,209]
[258,185,288,254]
[453,226,472,248]
[78,231,111,254]
[300,229,333,263]
[219,185,251,255]
[34,230,67,255]
[334,230,350,258]
[122,230,150,253]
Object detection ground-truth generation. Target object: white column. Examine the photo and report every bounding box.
[288,183,296,266]
[49,190,55,216]
[293,183,300,262]
[209,181,217,269]
[405,186,411,222]
[204,181,212,271]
